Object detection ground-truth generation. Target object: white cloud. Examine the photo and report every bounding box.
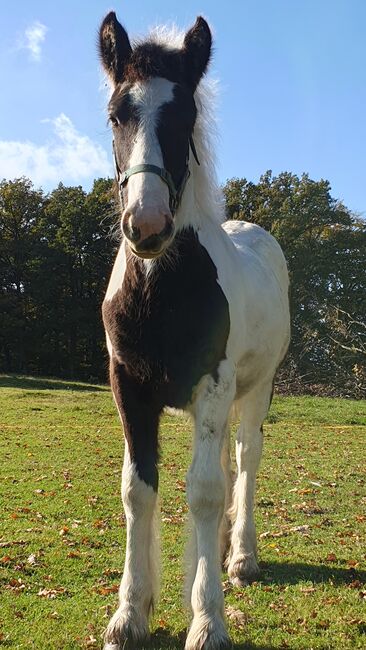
[21,20,48,62]
[0,113,113,188]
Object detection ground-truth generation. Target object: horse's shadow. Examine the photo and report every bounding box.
[150,628,276,649]
[0,374,106,392]
[260,560,366,586]
[149,561,366,649]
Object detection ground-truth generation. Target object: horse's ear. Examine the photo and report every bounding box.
[183,17,212,90]
[99,11,132,84]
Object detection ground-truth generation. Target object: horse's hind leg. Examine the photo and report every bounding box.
[227,380,273,586]
[104,359,160,650]
[219,427,233,564]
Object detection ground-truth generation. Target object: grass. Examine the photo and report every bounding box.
[0,374,365,650]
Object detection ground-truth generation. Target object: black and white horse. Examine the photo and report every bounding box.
[99,11,290,650]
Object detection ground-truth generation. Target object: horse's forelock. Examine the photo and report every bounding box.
[123,43,184,84]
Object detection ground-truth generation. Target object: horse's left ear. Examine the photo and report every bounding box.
[183,17,212,90]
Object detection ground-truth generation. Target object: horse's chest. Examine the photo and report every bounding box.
[102,232,230,407]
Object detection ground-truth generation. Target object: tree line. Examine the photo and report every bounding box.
[0,173,365,396]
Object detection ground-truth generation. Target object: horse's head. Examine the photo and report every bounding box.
[99,12,212,259]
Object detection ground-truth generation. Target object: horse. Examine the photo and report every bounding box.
[99,11,290,650]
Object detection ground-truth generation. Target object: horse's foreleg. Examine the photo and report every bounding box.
[185,360,235,650]
[227,380,273,586]
[104,360,160,650]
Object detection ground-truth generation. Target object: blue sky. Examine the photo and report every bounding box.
[0,1,365,215]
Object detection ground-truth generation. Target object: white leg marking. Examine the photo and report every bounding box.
[227,382,273,586]
[104,446,159,648]
[185,360,235,650]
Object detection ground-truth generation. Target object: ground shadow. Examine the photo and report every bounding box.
[150,629,278,650]
[0,374,107,392]
[260,560,366,586]
[149,562,366,649]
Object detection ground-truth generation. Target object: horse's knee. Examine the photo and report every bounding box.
[121,461,157,513]
[187,473,225,519]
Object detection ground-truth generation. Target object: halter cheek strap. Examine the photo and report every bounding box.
[113,138,199,215]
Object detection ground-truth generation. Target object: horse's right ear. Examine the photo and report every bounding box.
[99,11,132,84]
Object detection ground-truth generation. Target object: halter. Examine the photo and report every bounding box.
[113,136,200,215]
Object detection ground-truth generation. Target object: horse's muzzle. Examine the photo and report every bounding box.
[122,214,174,258]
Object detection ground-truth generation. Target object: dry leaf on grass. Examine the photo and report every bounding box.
[59,526,69,536]
[84,635,98,647]
[93,584,119,595]
[225,606,249,628]
[37,587,66,598]
[325,552,337,562]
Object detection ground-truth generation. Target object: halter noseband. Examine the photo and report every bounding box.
[113,136,199,215]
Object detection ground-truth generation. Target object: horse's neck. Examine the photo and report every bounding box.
[174,166,224,233]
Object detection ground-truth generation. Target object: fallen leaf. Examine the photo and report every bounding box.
[37,587,66,599]
[0,540,27,548]
[94,584,119,595]
[103,568,122,578]
[6,578,26,593]
[225,606,248,628]
[347,559,359,568]
[59,526,69,536]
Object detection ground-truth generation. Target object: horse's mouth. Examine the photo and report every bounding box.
[127,235,175,260]
[131,248,162,260]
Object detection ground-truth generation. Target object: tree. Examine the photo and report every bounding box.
[0,178,45,372]
[34,179,116,378]
[0,177,117,380]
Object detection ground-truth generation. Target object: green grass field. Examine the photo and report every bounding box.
[0,375,365,649]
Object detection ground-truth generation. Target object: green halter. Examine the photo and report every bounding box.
[113,136,199,215]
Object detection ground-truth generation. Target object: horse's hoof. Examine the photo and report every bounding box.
[104,606,149,649]
[227,553,260,586]
[185,614,232,650]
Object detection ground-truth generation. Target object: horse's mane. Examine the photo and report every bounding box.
[133,25,225,225]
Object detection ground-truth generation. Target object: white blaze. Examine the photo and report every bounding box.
[125,78,175,216]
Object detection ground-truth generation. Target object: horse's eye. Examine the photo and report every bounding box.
[109,115,119,128]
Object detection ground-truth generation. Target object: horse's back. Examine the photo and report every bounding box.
[212,219,290,385]
[222,220,288,290]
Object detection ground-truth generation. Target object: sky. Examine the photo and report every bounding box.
[0,0,365,215]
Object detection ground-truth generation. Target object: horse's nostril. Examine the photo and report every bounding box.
[122,217,141,243]
[130,225,141,242]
